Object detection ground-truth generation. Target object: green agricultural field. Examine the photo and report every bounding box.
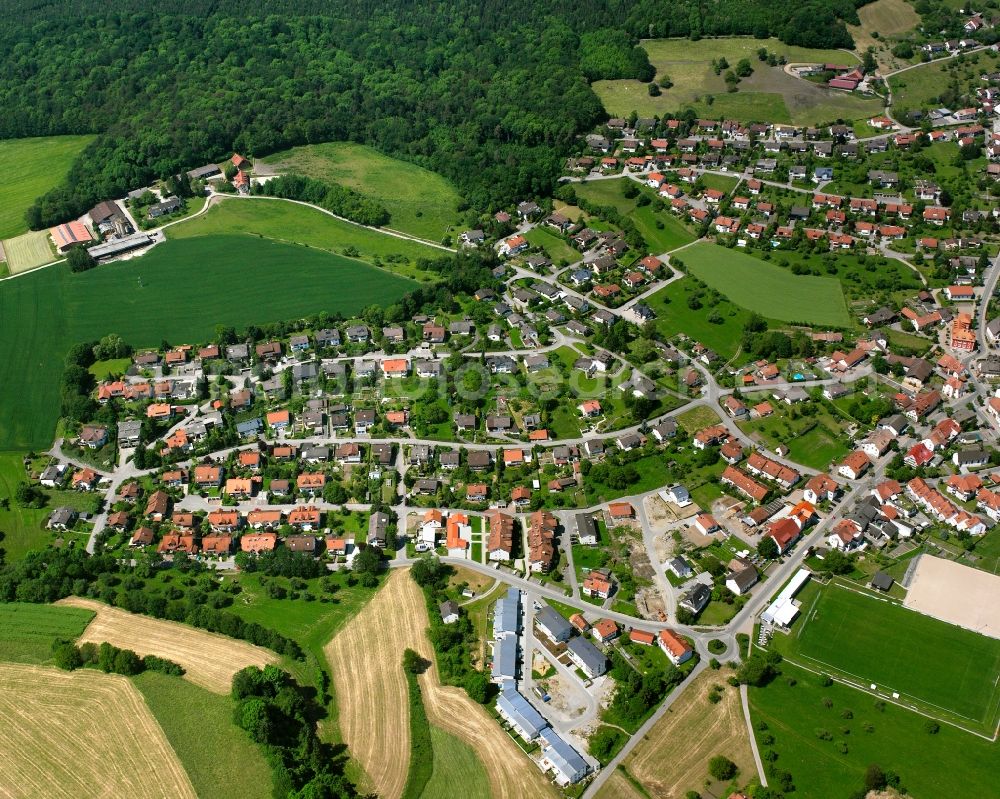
[0,603,95,664]
[594,37,879,125]
[779,582,1000,729]
[421,725,491,799]
[134,671,273,799]
[750,660,1000,798]
[0,135,95,240]
[572,178,696,253]
[3,230,56,274]
[681,244,851,327]
[259,142,463,241]
[0,235,416,451]
[167,197,446,281]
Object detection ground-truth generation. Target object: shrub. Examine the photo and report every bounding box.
[708,755,737,781]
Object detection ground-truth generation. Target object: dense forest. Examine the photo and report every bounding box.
[0,0,870,225]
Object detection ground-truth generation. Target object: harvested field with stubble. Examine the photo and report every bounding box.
[324,569,556,799]
[599,669,754,799]
[57,597,277,694]
[0,662,196,799]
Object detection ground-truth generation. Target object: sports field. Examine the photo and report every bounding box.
[260,142,463,241]
[2,229,55,273]
[682,243,851,327]
[0,233,416,450]
[594,37,879,125]
[787,582,1000,729]
[0,135,94,240]
[0,662,196,799]
[0,602,95,664]
[59,596,278,694]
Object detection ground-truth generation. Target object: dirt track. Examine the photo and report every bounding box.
[58,597,277,694]
[0,663,196,799]
[324,569,556,799]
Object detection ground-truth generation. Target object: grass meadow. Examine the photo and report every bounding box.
[781,582,1000,729]
[168,197,446,280]
[891,49,1000,115]
[593,37,880,125]
[133,671,273,799]
[750,660,1000,798]
[573,177,696,253]
[0,454,55,560]
[648,277,755,359]
[0,234,416,450]
[421,725,491,799]
[260,142,463,241]
[0,602,95,664]
[3,230,56,274]
[681,243,851,327]
[0,135,94,240]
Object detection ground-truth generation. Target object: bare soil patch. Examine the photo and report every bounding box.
[57,597,277,693]
[903,555,1000,640]
[0,662,196,799]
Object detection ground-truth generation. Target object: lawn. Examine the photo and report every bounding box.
[761,248,922,306]
[647,277,755,359]
[259,142,462,242]
[88,358,132,380]
[593,37,879,125]
[421,725,491,799]
[698,174,739,195]
[750,660,1000,798]
[738,403,850,470]
[133,671,273,799]
[523,226,580,264]
[0,453,63,560]
[0,234,416,450]
[681,243,851,327]
[585,454,672,504]
[676,406,723,434]
[572,178,696,253]
[0,602,95,665]
[168,197,445,280]
[3,230,56,274]
[0,135,95,240]
[779,582,1000,729]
